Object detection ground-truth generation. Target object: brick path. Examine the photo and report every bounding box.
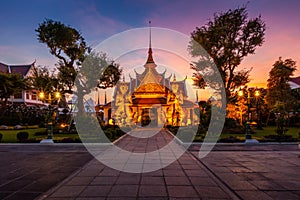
[38,129,237,199]
[0,145,92,200]
[1,129,299,200]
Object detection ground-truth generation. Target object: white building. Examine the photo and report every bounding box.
[0,61,44,106]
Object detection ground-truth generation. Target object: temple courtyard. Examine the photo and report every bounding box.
[0,129,299,200]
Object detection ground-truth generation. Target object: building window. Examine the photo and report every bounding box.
[14,92,22,99]
[26,92,30,100]
[32,92,37,100]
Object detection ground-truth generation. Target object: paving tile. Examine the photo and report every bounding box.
[5,192,43,200]
[79,185,111,197]
[165,176,191,185]
[249,180,286,190]
[237,172,268,181]
[274,180,300,190]
[195,186,230,199]
[142,169,163,177]
[163,169,186,177]
[229,166,253,173]
[265,191,300,200]
[167,185,199,198]
[184,169,209,177]
[139,185,168,197]
[181,164,201,170]
[236,191,273,200]
[108,185,139,197]
[90,176,117,185]
[0,180,33,191]
[0,192,12,199]
[66,177,94,186]
[226,180,257,191]
[106,197,136,200]
[51,186,85,198]
[188,177,218,186]
[98,168,120,177]
[139,198,168,200]
[141,176,165,185]
[115,175,141,184]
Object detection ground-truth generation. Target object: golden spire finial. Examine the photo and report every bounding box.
[146,20,154,64]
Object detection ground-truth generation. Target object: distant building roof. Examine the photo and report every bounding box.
[291,76,300,85]
[0,61,34,78]
[289,76,300,89]
[0,62,8,73]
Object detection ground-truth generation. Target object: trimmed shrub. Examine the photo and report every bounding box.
[17,131,29,141]
[0,133,2,142]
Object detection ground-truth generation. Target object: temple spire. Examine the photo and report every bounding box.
[146,21,154,64]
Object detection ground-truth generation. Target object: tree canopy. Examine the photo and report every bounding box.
[266,57,297,112]
[0,72,28,107]
[189,6,266,101]
[36,19,89,93]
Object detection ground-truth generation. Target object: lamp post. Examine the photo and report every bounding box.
[39,91,61,144]
[238,88,260,144]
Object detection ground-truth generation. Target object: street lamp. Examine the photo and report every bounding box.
[39,91,61,144]
[238,88,260,144]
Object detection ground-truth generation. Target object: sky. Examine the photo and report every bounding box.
[1,0,300,101]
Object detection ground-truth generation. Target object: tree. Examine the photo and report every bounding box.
[266,57,297,111]
[75,52,122,113]
[266,57,297,135]
[28,66,63,105]
[98,64,122,89]
[36,19,89,93]
[36,19,122,113]
[29,66,59,93]
[0,72,28,109]
[189,6,265,101]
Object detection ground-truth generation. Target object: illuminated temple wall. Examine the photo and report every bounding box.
[98,34,199,127]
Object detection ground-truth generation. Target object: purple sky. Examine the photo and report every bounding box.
[1,0,300,89]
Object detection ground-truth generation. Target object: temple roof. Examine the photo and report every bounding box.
[0,61,34,78]
[145,20,155,65]
[291,76,300,85]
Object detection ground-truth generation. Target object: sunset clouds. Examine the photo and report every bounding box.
[1,0,300,90]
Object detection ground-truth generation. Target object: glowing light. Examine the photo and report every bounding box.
[39,92,45,99]
[255,90,260,97]
[55,91,61,99]
[238,90,243,97]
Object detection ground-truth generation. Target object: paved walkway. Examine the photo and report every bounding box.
[0,144,93,200]
[35,129,300,200]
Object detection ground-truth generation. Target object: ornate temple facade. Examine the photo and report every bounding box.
[99,37,199,127]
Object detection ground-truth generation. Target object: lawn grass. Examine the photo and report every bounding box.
[192,126,300,142]
[1,126,299,143]
[0,128,80,143]
[220,126,300,141]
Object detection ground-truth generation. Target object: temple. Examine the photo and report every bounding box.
[98,24,199,127]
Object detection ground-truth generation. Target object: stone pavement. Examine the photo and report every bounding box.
[0,144,93,200]
[35,129,300,200]
[190,149,300,199]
